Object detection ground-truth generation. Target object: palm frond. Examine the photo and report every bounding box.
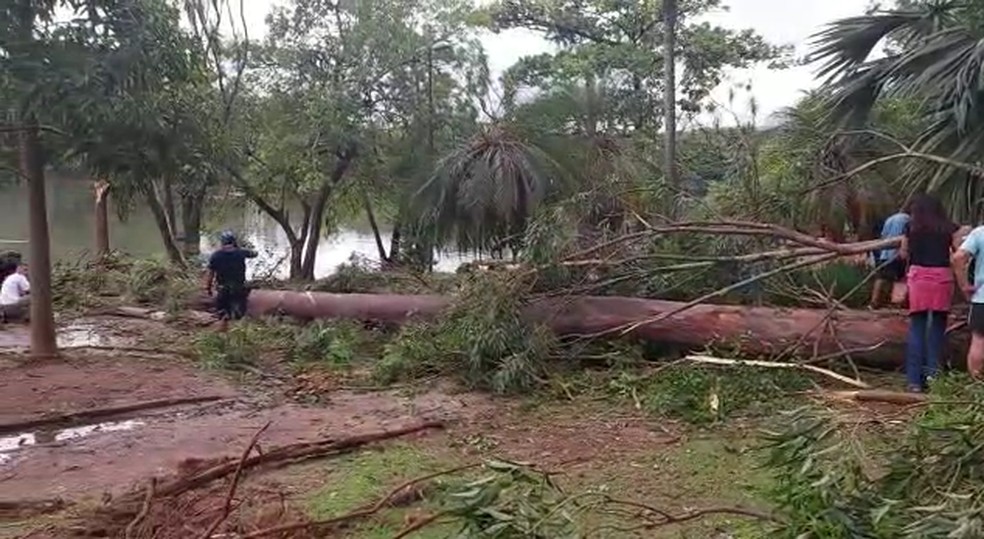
[412,125,570,255]
[811,2,984,222]
[811,11,929,81]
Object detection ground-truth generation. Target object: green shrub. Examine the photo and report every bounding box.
[608,363,814,424]
[193,325,261,370]
[287,321,365,366]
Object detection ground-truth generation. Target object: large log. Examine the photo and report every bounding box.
[229,289,946,365]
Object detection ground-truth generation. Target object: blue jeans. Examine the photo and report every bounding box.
[905,310,948,389]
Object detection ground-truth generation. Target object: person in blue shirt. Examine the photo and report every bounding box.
[869,207,911,308]
[953,225,984,377]
[203,231,257,331]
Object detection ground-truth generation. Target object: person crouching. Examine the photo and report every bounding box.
[0,260,30,323]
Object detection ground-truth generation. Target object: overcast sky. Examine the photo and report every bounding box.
[238,0,872,125]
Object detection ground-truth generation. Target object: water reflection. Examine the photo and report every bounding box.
[0,419,144,464]
[0,174,472,278]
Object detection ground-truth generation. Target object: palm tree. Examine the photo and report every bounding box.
[414,78,660,258]
[770,94,920,238]
[810,1,984,221]
[413,125,568,256]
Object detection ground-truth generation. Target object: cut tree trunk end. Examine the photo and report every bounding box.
[198,289,939,366]
[94,180,110,258]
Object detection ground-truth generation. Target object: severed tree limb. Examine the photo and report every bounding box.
[123,479,155,539]
[0,395,230,435]
[125,421,445,503]
[241,463,478,539]
[392,511,449,538]
[773,258,888,363]
[604,497,779,528]
[197,422,271,539]
[684,355,870,389]
[823,389,927,405]
[577,251,840,339]
[560,221,900,266]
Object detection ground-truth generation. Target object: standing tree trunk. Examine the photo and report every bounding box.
[20,121,58,358]
[663,0,679,214]
[180,189,204,259]
[144,184,186,266]
[299,149,356,280]
[362,192,389,265]
[94,180,110,259]
[389,218,403,265]
[14,0,57,358]
[161,174,178,239]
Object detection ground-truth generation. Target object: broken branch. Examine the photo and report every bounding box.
[197,422,271,539]
[133,421,444,502]
[124,479,155,539]
[580,251,840,339]
[684,355,870,389]
[0,395,231,435]
[241,463,478,539]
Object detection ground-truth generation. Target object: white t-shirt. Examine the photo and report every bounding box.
[0,273,30,305]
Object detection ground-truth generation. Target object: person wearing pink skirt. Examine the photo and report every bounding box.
[900,194,962,393]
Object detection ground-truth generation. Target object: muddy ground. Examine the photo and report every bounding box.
[0,315,889,538]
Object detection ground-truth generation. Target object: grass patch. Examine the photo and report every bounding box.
[305,444,463,538]
[564,429,774,538]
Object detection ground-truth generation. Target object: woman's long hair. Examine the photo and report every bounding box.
[908,194,953,234]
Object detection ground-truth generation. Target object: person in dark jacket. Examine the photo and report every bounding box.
[203,231,257,331]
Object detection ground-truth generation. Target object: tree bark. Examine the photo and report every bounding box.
[209,289,927,365]
[161,175,177,239]
[94,180,110,259]
[663,0,679,206]
[362,192,389,264]
[20,120,58,358]
[144,185,186,266]
[389,219,403,265]
[299,149,356,280]
[180,191,203,258]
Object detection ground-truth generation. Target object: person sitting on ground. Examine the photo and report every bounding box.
[203,231,257,331]
[899,194,961,393]
[870,205,911,308]
[0,260,30,322]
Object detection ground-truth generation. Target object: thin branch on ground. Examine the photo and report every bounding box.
[603,497,779,527]
[0,395,230,435]
[135,421,444,502]
[197,422,271,539]
[124,479,156,539]
[684,354,871,389]
[392,510,450,538]
[241,463,479,539]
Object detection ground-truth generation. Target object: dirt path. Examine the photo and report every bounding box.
[0,319,782,539]
[0,336,490,504]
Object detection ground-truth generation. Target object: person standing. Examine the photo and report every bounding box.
[953,224,984,378]
[900,194,961,392]
[0,260,30,322]
[203,231,257,331]
[870,207,911,308]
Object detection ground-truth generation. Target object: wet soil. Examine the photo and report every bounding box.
[0,320,492,507]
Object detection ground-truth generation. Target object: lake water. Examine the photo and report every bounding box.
[0,174,473,278]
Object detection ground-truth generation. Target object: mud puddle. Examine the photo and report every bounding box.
[0,418,143,464]
[0,321,126,351]
[57,322,122,348]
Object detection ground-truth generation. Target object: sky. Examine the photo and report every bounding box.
[237,0,874,126]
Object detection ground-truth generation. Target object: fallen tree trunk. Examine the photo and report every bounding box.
[196,289,954,366]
